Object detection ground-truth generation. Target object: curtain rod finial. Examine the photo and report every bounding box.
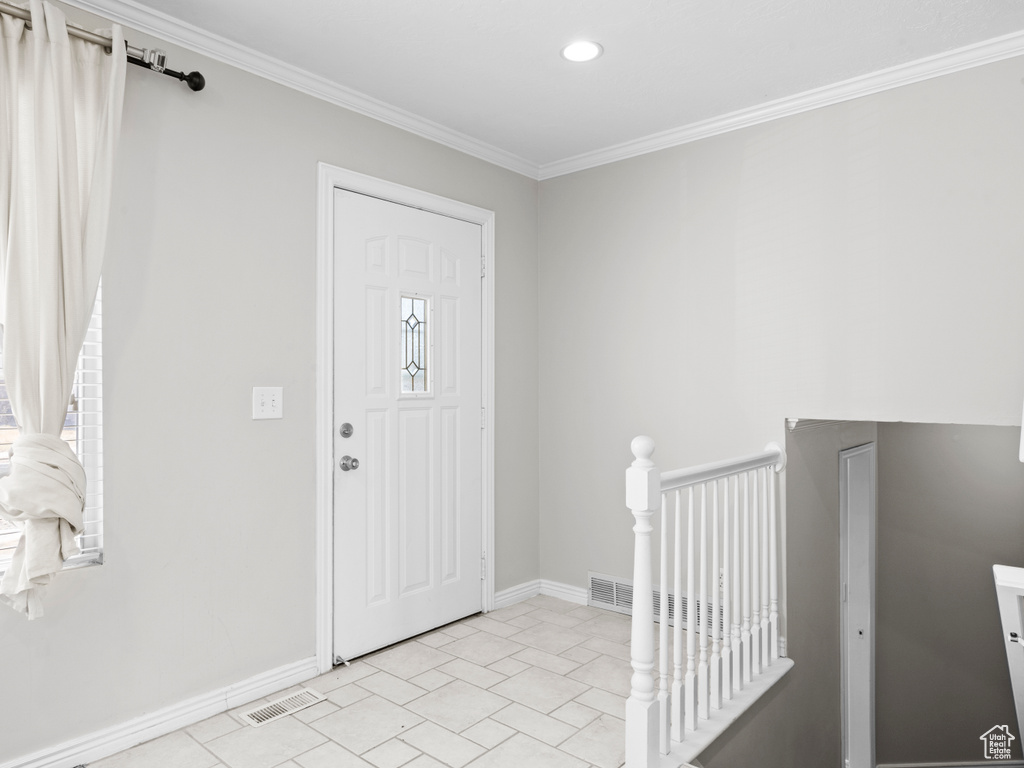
[184,71,205,91]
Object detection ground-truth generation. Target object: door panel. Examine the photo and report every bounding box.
[333,188,482,661]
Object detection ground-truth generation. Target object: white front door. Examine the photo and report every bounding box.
[332,188,483,662]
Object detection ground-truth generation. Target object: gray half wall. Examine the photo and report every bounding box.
[875,423,1024,764]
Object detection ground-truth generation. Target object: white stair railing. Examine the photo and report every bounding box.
[625,436,792,768]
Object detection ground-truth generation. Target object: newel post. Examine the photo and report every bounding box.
[626,436,660,768]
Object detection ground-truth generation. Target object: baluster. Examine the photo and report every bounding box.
[698,484,709,719]
[741,471,752,684]
[731,473,743,692]
[685,486,698,732]
[750,469,762,677]
[710,479,722,710]
[760,467,771,667]
[671,490,684,742]
[625,437,660,768]
[721,475,733,701]
[768,458,779,661]
[658,493,670,755]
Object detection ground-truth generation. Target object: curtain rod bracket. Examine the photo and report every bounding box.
[127,47,205,91]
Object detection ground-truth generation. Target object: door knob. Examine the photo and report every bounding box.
[340,455,360,471]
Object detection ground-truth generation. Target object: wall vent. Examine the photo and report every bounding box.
[588,571,724,631]
[238,688,326,727]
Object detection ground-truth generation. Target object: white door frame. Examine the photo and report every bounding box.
[839,442,877,768]
[314,163,496,673]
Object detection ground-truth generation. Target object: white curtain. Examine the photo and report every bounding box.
[0,0,125,618]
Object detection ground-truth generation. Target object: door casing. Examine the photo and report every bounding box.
[315,163,496,673]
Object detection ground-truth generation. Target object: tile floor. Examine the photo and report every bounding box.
[90,595,631,768]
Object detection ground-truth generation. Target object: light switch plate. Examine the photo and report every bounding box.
[253,387,283,419]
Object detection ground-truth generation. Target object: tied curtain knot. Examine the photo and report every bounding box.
[0,434,86,617]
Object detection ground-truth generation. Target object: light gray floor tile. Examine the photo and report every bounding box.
[512,647,581,675]
[491,702,577,746]
[566,606,604,621]
[406,679,510,733]
[505,614,541,629]
[326,683,374,708]
[559,646,601,665]
[508,623,589,655]
[460,719,516,749]
[438,658,507,689]
[398,721,486,767]
[89,731,221,768]
[311,695,424,755]
[409,668,456,691]
[484,602,536,621]
[557,715,625,768]
[293,701,340,724]
[440,632,527,666]
[205,717,327,768]
[527,608,585,628]
[573,615,632,644]
[417,632,457,649]
[487,657,531,677]
[87,600,633,768]
[567,655,632,696]
[404,755,447,768]
[306,663,377,694]
[294,741,372,768]
[549,701,601,729]
[573,688,626,720]
[580,637,631,661]
[438,623,477,639]
[525,596,580,614]
[364,642,456,679]
[465,733,588,768]
[362,738,421,768]
[489,667,589,714]
[187,713,243,744]
[462,615,523,638]
[357,670,429,705]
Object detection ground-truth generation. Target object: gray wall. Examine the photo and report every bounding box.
[0,10,540,763]
[537,55,1024,767]
[538,55,1024,589]
[876,423,1024,764]
[699,421,876,768]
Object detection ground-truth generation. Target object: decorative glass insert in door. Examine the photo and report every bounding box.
[401,295,428,393]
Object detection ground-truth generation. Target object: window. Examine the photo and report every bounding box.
[400,295,429,394]
[0,285,103,572]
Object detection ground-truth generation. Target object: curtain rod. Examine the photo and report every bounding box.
[0,0,205,91]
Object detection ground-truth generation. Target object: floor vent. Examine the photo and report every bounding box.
[588,571,724,631]
[238,688,326,727]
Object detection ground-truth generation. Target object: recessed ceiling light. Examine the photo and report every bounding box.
[561,40,603,63]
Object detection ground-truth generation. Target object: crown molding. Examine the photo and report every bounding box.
[56,0,1024,182]
[60,0,542,179]
[538,28,1024,180]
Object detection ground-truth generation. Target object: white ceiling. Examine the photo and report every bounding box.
[69,0,1024,178]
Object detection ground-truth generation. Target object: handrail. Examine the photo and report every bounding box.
[659,443,786,493]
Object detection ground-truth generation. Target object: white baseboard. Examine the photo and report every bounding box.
[2,656,319,768]
[539,579,588,605]
[492,579,588,609]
